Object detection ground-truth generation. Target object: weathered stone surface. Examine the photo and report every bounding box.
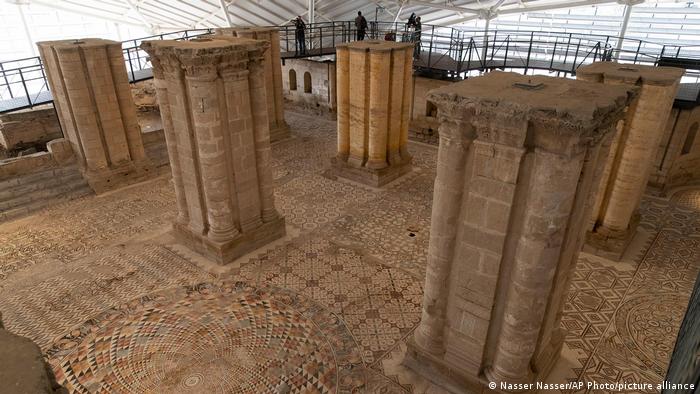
[216,27,289,142]
[37,38,153,194]
[578,62,684,259]
[332,40,414,187]
[141,36,285,265]
[404,71,636,392]
[0,314,67,394]
[0,107,62,152]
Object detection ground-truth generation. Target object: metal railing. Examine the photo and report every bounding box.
[1,22,699,114]
[0,29,212,113]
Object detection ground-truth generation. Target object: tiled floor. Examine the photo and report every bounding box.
[0,111,698,393]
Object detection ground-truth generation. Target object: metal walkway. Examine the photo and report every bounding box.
[1,23,699,114]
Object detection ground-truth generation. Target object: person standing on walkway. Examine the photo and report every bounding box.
[293,16,307,55]
[413,16,422,59]
[355,11,368,41]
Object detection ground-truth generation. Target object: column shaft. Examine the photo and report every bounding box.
[224,70,262,231]
[488,149,584,383]
[367,50,391,169]
[248,58,278,222]
[400,47,414,161]
[388,48,405,165]
[187,73,238,242]
[336,47,350,160]
[348,48,368,167]
[414,125,470,353]
[153,74,189,223]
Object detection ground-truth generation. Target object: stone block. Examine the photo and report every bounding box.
[215,27,289,142]
[332,41,414,187]
[142,36,285,265]
[406,71,636,392]
[578,62,683,259]
[37,38,152,194]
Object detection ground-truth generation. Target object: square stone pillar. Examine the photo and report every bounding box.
[331,40,414,187]
[577,62,683,260]
[141,36,285,265]
[403,72,636,392]
[215,27,289,142]
[37,38,152,193]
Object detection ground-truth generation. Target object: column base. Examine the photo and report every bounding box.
[172,215,286,265]
[269,122,290,143]
[330,156,412,188]
[583,213,640,261]
[83,159,154,194]
[403,337,486,394]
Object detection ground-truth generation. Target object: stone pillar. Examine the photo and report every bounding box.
[403,72,635,392]
[37,38,152,193]
[141,36,285,265]
[331,41,414,187]
[215,27,289,142]
[578,62,683,260]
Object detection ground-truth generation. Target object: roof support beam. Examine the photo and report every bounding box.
[194,0,238,27]
[124,0,156,32]
[407,0,481,14]
[218,0,233,26]
[308,0,315,24]
[434,0,619,26]
[614,0,644,59]
[16,2,37,56]
[26,0,146,28]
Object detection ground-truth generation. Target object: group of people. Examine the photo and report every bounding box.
[291,11,422,58]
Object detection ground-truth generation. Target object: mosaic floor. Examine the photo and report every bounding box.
[0,111,698,393]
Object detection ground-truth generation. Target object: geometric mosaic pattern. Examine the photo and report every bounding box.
[47,283,365,393]
[1,110,699,393]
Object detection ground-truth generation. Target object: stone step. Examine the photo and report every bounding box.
[0,182,92,222]
[0,164,81,191]
[0,168,84,206]
[0,164,91,218]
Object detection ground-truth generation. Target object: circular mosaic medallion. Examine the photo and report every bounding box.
[614,293,686,376]
[47,283,364,393]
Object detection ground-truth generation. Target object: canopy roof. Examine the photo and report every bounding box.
[15,0,622,32]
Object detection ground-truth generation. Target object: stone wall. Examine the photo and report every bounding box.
[409,76,452,145]
[130,80,159,112]
[0,314,67,393]
[0,138,74,181]
[650,105,700,190]
[0,107,62,152]
[281,58,337,113]
[405,71,635,392]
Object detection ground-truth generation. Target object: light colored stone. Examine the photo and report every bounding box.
[404,71,635,392]
[215,27,289,142]
[578,62,684,259]
[37,38,153,193]
[331,40,414,187]
[141,36,285,265]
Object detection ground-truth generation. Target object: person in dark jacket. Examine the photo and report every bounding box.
[293,16,306,55]
[413,16,422,59]
[355,11,368,41]
[407,12,417,28]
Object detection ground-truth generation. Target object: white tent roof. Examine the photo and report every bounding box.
[12,0,621,32]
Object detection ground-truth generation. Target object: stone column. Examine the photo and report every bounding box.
[141,36,286,265]
[37,38,152,193]
[331,40,414,187]
[215,27,289,142]
[403,72,635,392]
[578,62,683,260]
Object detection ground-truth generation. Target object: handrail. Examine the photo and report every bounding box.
[0,22,699,114]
